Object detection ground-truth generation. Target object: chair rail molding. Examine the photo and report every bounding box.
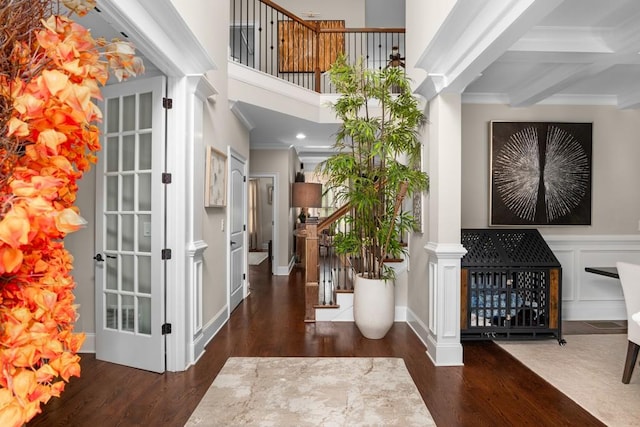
[543,234,640,321]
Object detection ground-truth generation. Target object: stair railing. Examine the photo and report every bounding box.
[230,0,406,93]
[303,204,356,321]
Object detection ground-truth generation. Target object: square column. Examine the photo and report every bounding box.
[424,92,465,366]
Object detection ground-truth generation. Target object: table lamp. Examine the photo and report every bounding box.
[291,182,322,223]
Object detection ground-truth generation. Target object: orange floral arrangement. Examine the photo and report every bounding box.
[0,1,143,425]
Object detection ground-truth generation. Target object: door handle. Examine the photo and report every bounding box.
[94,254,104,262]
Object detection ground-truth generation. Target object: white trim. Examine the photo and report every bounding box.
[229,101,255,131]
[423,242,467,366]
[98,0,215,76]
[315,293,408,322]
[462,93,619,106]
[183,75,215,366]
[186,240,208,365]
[541,234,640,321]
[195,305,229,365]
[164,76,188,372]
[80,333,96,353]
[414,0,563,101]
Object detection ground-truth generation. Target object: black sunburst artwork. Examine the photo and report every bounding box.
[490,122,592,226]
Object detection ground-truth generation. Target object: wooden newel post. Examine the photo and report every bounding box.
[304,218,319,321]
[314,22,321,93]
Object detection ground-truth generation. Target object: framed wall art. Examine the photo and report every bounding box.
[278,20,345,73]
[205,146,227,207]
[490,121,592,226]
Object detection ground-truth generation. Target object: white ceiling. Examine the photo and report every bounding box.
[79,0,640,162]
[462,0,640,108]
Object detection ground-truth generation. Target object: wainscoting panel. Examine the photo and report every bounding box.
[544,235,640,320]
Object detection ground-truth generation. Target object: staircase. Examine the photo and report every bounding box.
[303,213,408,323]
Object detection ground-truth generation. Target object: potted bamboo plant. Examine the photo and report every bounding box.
[318,55,428,339]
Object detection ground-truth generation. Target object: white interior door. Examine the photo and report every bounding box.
[229,152,246,312]
[95,76,166,373]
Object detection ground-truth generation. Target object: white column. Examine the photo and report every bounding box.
[185,76,216,366]
[424,92,465,366]
[424,243,466,366]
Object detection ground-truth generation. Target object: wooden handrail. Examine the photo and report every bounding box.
[319,28,406,33]
[260,0,317,31]
[318,203,351,232]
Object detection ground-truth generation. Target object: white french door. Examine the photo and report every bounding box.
[95,76,166,373]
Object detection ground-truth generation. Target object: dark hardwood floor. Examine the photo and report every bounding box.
[31,261,606,426]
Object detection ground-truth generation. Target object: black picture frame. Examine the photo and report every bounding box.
[490,121,592,226]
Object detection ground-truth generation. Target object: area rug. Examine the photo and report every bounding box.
[498,334,640,426]
[248,251,268,265]
[185,357,436,426]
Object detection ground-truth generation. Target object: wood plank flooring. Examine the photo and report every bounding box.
[31,261,606,426]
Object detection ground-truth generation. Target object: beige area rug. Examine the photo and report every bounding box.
[248,251,268,265]
[498,334,640,427]
[185,357,436,426]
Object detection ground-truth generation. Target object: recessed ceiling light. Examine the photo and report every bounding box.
[296,133,306,140]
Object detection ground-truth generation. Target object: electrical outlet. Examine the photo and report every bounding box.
[221,219,225,232]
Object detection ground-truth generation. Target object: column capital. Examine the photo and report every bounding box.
[424,241,467,259]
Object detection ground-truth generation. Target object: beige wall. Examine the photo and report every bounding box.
[250,148,300,272]
[461,104,640,235]
[277,0,365,27]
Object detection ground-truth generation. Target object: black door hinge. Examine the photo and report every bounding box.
[243,273,246,280]
[163,97,173,109]
[162,173,172,184]
[162,323,172,335]
[161,249,172,260]
[243,224,246,231]
[243,176,246,182]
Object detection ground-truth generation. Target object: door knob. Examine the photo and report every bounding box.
[94,254,104,262]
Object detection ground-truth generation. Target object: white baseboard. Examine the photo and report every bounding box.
[406,308,430,350]
[275,257,295,276]
[316,292,407,322]
[80,332,96,353]
[198,305,229,358]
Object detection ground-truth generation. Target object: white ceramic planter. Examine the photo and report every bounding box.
[353,275,395,339]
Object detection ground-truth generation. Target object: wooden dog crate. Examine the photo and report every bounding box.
[460,229,564,343]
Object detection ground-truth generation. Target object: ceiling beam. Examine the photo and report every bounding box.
[414,0,563,100]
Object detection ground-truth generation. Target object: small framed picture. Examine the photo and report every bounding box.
[205,146,227,207]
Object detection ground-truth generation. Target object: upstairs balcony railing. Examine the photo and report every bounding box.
[230,0,406,93]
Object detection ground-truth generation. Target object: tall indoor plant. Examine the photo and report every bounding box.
[319,55,428,338]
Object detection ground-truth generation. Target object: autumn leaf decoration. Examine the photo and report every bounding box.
[0,1,143,425]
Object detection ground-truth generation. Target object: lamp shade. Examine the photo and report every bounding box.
[291,182,323,208]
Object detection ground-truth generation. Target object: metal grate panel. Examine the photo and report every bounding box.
[461,229,560,268]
